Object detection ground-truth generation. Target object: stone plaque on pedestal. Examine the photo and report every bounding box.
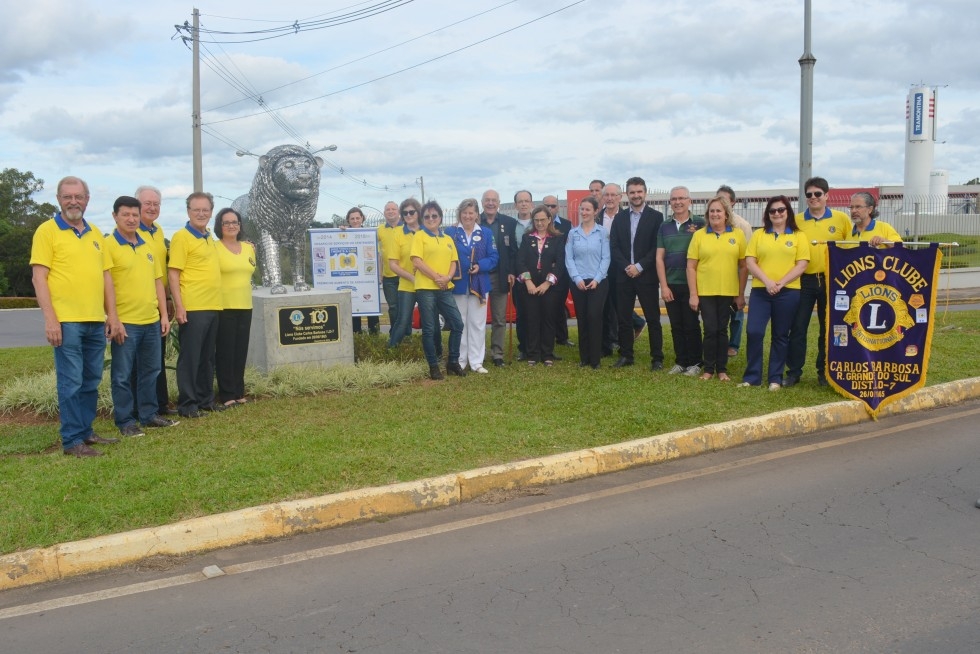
[247,288,354,373]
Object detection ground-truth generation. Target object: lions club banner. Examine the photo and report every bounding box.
[826,243,941,417]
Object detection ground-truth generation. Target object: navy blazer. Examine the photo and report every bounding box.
[609,205,665,284]
[480,212,520,284]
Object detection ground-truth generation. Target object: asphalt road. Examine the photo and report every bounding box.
[0,308,47,348]
[2,401,978,653]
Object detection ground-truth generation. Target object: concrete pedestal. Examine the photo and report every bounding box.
[247,288,354,373]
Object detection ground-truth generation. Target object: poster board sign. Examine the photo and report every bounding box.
[826,243,941,417]
[309,228,381,317]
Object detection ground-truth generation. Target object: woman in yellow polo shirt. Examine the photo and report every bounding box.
[741,196,810,390]
[686,196,747,382]
[214,208,255,406]
[410,201,465,380]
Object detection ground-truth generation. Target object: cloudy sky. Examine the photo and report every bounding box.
[2,0,977,235]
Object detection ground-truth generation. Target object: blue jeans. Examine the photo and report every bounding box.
[416,289,463,367]
[382,276,400,328]
[729,303,744,352]
[111,322,162,429]
[54,322,105,449]
[388,290,416,347]
[744,287,800,386]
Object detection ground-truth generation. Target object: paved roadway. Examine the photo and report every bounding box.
[0,308,47,348]
[2,401,978,653]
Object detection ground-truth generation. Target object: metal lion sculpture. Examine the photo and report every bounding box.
[232,145,324,294]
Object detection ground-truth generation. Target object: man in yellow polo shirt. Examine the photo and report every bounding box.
[104,196,176,437]
[134,184,175,415]
[785,176,852,387]
[377,201,402,328]
[168,192,223,419]
[849,192,902,246]
[31,176,118,457]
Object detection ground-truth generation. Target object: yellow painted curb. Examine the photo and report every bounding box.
[457,450,598,502]
[2,378,977,592]
[278,475,460,536]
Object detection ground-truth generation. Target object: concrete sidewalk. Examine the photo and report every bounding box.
[2,377,978,592]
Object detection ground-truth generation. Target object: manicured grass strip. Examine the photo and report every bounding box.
[0,311,977,554]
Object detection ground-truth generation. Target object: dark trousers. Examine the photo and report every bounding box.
[664,283,702,368]
[786,272,828,381]
[514,287,527,356]
[744,287,800,386]
[570,279,608,367]
[700,296,732,374]
[176,310,219,413]
[553,276,570,344]
[382,275,399,327]
[352,316,380,334]
[519,285,563,363]
[216,308,251,403]
[616,276,663,364]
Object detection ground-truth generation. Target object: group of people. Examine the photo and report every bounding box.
[34,172,902,457]
[374,175,902,390]
[31,177,256,457]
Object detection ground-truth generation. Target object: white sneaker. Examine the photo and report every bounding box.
[667,364,685,374]
[473,366,489,374]
[683,364,702,377]
[768,382,781,391]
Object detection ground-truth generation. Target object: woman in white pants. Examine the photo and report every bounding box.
[445,198,499,373]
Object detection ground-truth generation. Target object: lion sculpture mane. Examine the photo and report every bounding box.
[232,144,324,294]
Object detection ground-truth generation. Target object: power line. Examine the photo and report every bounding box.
[202,0,586,125]
[203,0,519,113]
[173,1,415,45]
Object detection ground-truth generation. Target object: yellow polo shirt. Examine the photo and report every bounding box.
[392,226,418,292]
[30,215,107,322]
[687,226,745,296]
[795,208,850,274]
[410,228,458,291]
[105,230,161,325]
[217,241,256,310]
[377,222,402,279]
[853,219,902,244]
[746,227,810,290]
[168,223,222,311]
[138,221,169,288]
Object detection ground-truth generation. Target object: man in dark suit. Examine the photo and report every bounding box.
[544,194,573,348]
[480,189,519,366]
[608,176,665,369]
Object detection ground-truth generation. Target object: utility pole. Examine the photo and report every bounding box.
[418,176,425,203]
[192,7,203,192]
[798,0,815,204]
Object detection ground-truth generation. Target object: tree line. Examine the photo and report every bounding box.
[0,168,57,296]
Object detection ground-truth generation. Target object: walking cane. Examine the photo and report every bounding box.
[506,281,515,363]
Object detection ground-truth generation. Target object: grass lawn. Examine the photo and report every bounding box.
[1,309,979,555]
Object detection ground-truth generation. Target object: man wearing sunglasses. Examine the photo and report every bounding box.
[785,176,851,387]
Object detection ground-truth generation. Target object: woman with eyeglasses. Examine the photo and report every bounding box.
[516,205,566,366]
[410,201,465,380]
[214,208,256,406]
[387,198,422,348]
[740,196,810,391]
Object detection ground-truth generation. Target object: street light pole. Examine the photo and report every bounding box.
[798,0,815,204]
[192,7,203,192]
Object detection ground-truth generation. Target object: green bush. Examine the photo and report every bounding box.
[0,297,38,309]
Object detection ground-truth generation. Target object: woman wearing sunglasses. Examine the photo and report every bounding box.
[740,196,810,391]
